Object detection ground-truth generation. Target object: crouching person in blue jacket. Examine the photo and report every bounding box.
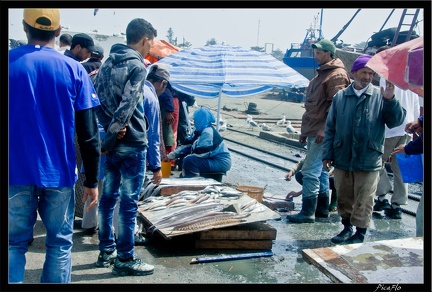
[167,107,231,178]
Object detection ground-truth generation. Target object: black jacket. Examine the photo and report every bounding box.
[82,58,102,74]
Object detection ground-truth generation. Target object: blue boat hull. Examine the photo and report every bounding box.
[283,49,318,81]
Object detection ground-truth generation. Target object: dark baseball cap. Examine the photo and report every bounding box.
[72,33,96,52]
[92,44,104,57]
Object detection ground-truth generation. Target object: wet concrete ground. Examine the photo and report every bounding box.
[18,93,427,290]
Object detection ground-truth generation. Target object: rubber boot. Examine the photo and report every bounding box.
[344,227,367,244]
[177,157,183,171]
[331,218,353,244]
[287,197,317,223]
[315,192,329,218]
[328,190,337,212]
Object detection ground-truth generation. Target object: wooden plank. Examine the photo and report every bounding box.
[198,222,276,240]
[195,239,273,250]
[302,237,424,284]
[302,247,368,283]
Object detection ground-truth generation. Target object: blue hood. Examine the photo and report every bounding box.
[193,107,215,131]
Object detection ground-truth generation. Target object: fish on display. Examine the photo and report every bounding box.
[173,212,250,231]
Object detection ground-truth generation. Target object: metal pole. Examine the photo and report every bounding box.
[330,9,361,43]
[319,9,324,39]
[216,88,223,131]
[257,19,260,46]
[181,101,192,136]
[378,9,395,32]
[191,251,273,264]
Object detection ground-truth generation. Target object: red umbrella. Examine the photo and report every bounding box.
[367,36,423,97]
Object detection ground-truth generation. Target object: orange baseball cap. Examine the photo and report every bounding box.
[23,9,60,31]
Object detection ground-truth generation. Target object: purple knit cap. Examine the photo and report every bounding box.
[351,54,372,72]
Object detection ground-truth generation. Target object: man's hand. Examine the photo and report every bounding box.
[117,125,127,139]
[391,144,406,155]
[165,112,175,125]
[285,170,294,181]
[167,151,176,160]
[315,129,325,144]
[381,80,395,100]
[405,120,423,134]
[151,170,163,185]
[286,190,302,201]
[82,186,98,212]
[299,135,307,146]
[322,159,333,172]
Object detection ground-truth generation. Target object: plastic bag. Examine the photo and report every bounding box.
[395,153,423,183]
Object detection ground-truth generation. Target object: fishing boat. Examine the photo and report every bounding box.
[333,9,421,74]
[283,9,422,83]
[282,9,323,81]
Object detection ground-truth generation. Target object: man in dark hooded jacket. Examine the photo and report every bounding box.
[93,18,157,277]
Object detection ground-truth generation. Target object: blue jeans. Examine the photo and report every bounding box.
[8,185,75,283]
[98,147,146,260]
[182,152,231,177]
[302,137,329,199]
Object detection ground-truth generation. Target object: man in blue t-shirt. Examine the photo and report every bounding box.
[8,9,101,283]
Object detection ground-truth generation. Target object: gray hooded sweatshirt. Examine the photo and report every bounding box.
[94,43,148,151]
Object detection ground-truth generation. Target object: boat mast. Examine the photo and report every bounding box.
[302,10,321,48]
[257,19,260,46]
[318,9,323,40]
[378,9,395,32]
[330,9,361,43]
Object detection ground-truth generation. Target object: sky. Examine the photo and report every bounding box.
[8,8,425,52]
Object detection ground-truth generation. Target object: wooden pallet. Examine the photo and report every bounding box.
[195,222,276,250]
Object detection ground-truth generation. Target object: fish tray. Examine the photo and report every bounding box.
[138,193,280,239]
[236,185,264,202]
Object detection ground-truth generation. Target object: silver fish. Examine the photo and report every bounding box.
[173,212,250,231]
[150,202,225,229]
[190,193,207,203]
[195,194,211,204]
[240,199,258,211]
[140,200,167,211]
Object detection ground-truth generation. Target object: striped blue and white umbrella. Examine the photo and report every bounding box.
[154,44,310,128]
